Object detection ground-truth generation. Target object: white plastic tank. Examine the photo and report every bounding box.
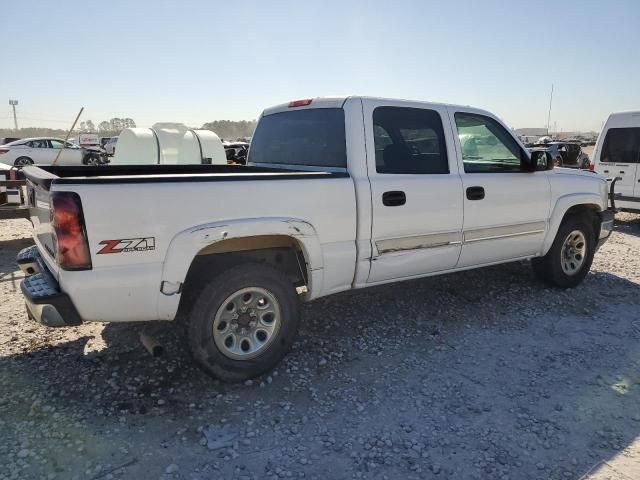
[179,130,226,165]
[112,128,159,165]
[111,123,226,165]
[153,123,188,165]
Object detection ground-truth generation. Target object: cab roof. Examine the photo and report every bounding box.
[261,96,491,117]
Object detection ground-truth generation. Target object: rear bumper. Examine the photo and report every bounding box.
[597,209,615,249]
[17,246,82,327]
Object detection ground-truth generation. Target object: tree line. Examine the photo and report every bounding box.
[77,118,136,135]
[1,119,256,140]
[201,120,256,140]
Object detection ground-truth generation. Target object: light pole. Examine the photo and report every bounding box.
[546,84,553,137]
[8,100,18,131]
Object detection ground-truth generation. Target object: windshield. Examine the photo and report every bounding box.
[248,108,347,169]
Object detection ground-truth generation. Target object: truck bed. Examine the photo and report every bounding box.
[24,164,348,190]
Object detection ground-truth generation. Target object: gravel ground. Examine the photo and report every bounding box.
[1,214,640,480]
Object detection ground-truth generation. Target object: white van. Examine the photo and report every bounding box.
[592,111,640,212]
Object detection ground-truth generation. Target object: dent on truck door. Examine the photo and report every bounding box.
[451,109,550,267]
[364,102,463,283]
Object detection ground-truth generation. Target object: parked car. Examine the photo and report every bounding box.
[0,162,29,220]
[223,141,249,164]
[0,137,104,166]
[591,110,640,212]
[104,136,118,156]
[100,137,113,148]
[17,96,613,382]
[529,141,590,169]
[69,134,109,164]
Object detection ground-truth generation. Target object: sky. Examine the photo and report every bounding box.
[1,0,639,132]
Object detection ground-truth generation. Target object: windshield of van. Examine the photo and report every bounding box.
[248,108,347,169]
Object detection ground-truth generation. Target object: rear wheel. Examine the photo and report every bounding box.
[532,215,595,288]
[14,156,33,166]
[185,262,300,382]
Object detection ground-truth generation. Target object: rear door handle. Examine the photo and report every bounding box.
[466,186,485,201]
[382,190,406,206]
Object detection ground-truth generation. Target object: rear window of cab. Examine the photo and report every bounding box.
[248,108,347,169]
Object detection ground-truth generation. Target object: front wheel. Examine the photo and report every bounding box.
[532,215,595,288]
[186,262,301,382]
[83,154,102,166]
[14,156,33,166]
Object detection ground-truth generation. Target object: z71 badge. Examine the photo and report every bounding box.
[97,237,156,254]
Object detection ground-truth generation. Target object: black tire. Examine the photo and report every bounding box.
[186,262,300,382]
[532,215,595,288]
[83,153,101,166]
[14,156,33,166]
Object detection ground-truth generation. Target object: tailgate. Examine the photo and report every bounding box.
[23,166,59,275]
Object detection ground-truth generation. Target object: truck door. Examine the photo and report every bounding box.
[598,127,640,198]
[364,100,463,283]
[449,107,551,267]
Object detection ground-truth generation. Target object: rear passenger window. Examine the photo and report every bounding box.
[601,128,640,163]
[373,107,448,174]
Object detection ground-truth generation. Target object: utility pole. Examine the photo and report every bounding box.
[9,99,18,131]
[546,84,553,137]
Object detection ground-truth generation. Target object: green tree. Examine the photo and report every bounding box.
[201,120,257,140]
[98,121,111,133]
[86,120,95,132]
[109,118,123,131]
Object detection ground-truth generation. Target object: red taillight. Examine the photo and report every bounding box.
[589,164,595,172]
[50,192,92,270]
[288,99,313,108]
[0,148,9,155]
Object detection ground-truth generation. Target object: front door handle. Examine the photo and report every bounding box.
[466,186,485,201]
[382,190,406,206]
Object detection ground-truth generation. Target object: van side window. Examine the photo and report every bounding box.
[601,128,640,163]
[373,107,449,174]
[454,113,525,173]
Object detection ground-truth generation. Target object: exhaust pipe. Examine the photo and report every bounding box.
[139,330,164,357]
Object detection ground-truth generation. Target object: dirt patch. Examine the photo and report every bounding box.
[1,215,640,479]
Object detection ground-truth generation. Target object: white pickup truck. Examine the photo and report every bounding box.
[18,96,614,381]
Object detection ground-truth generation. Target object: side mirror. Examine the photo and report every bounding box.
[530,151,553,171]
